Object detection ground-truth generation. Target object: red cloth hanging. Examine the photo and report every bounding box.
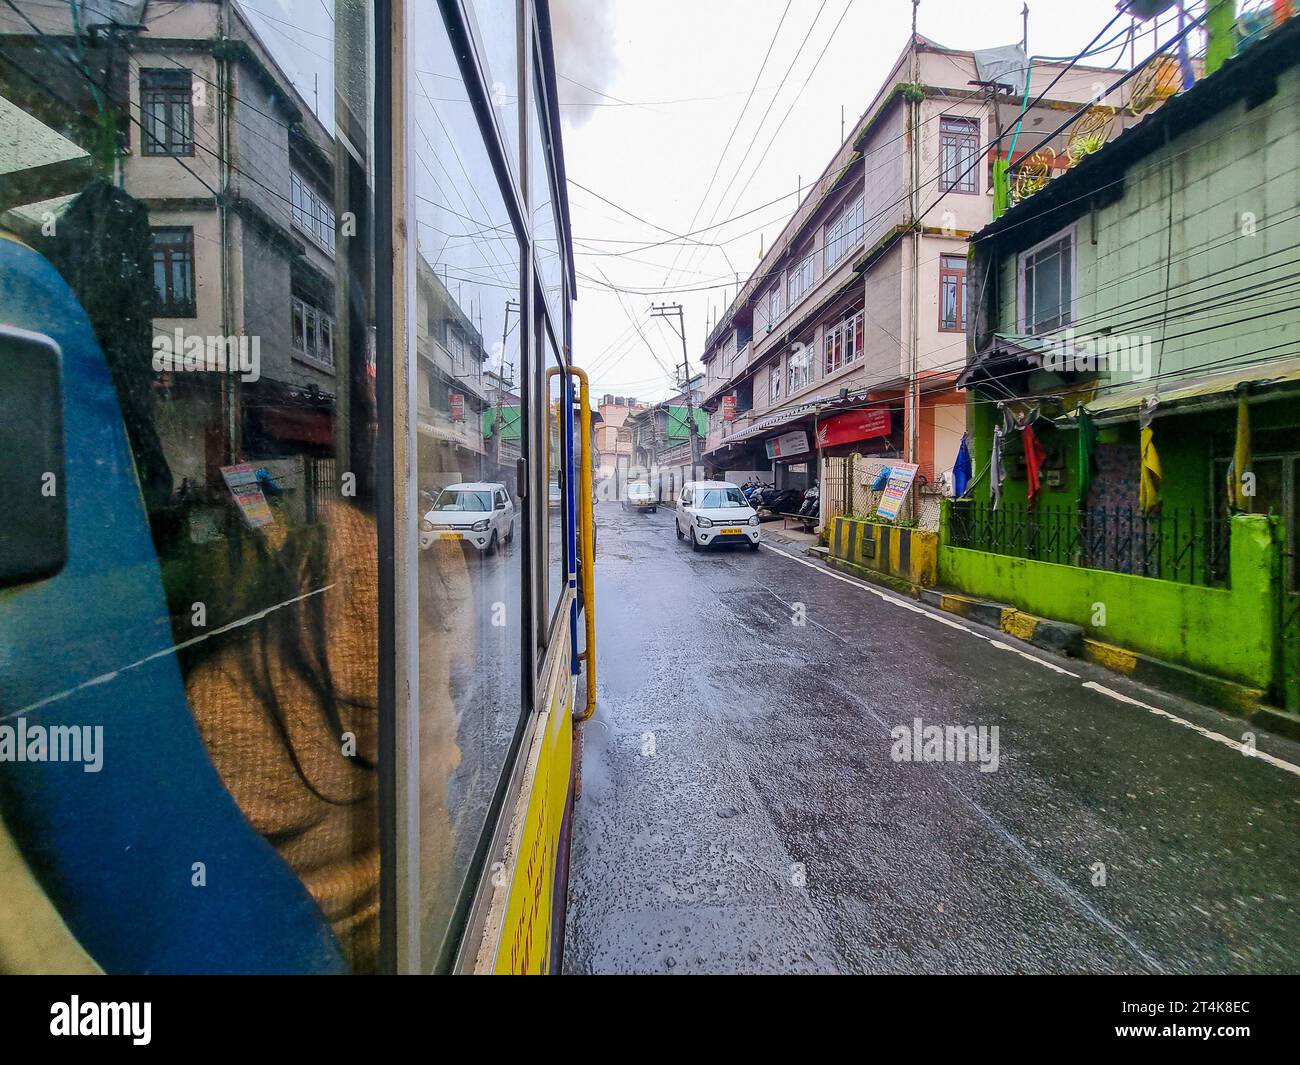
[1022,422,1047,507]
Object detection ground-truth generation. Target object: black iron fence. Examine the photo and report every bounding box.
[948,502,1232,587]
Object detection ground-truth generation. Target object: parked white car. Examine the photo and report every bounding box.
[622,481,657,513]
[420,482,515,554]
[674,480,760,551]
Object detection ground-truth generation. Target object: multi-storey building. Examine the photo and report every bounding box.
[698,32,1131,527]
[593,393,646,489]
[1,0,351,509]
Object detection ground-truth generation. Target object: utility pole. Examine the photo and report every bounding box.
[649,302,701,476]
[495,299,518,468]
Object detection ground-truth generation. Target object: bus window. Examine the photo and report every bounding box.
[410,0,525,969]
[0,0,381,973]
[545,330,566,629]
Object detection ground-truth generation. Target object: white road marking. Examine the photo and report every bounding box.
[992,640,1080,677]
[761,543,1300,783]
[1083,682,1300,779]
[758,543,988,638]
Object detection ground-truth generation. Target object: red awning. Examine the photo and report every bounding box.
[815,408,889,449]
[261,406,335,446]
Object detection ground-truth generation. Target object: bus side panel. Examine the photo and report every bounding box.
[493,658,574,974]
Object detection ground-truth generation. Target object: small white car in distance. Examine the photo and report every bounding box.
[420,482,515,554]
[622,481,657,513]
[675,480,760,551]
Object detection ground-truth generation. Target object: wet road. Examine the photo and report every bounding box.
[563,502,1300,974]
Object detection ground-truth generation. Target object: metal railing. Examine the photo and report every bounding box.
[948,502,1232,587]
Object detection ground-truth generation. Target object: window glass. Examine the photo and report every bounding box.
[940,117,980,194]
[0,0,380,972]
[531,66,563,320]
[545,329,565,626]
[466,0,520,183]
[411,2,525,968]
[140,68,194,156]
[940,254,967,331]
[1023,233,1073,334]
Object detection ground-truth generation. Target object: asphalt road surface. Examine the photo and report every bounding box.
[563,502,1300,974]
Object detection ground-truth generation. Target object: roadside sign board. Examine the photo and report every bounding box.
[450,392,465,422]
[220,463,274,528]
[765,429,809,460]
[875,461,919,521]
[722,394,736,422]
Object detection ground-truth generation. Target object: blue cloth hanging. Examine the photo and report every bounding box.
[952,433,972,498]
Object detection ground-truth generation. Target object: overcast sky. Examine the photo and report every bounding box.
[553,0,1183,402]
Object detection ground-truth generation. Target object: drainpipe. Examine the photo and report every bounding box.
[907,7,922,521]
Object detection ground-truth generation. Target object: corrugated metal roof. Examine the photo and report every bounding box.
[1085,355,1300,415]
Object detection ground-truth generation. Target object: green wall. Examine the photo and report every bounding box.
[939,513,1279,689]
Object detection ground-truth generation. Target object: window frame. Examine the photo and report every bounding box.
[939,116,980,195]
[291,294,336,369]
[151,226,196,317]
[140,67,194,157]
[939,253,968,333]
[823,194,865,271]
[1017,224,1077,336]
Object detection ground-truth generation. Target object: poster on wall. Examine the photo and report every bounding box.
[875,461,919,521]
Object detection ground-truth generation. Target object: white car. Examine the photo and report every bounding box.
[622,481,657,513]
[675,480,760,552]
[420,482,515,554]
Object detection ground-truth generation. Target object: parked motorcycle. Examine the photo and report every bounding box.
[798,483,819,518]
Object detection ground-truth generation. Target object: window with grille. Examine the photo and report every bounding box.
[939,117,979,194]
[141,68,193,156]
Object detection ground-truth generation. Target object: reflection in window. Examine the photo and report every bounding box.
[151,227,196,317]
[0,0,380,973]
[546,331,565,626]
[411,1,524,969]
[531,66,563,318]
[140,68,194,156]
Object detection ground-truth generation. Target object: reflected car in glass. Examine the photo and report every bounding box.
[420,482,515,554]
[622,481,657,513]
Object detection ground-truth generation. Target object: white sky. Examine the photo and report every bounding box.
[556,0,1163,402]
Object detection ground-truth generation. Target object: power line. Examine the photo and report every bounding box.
[656,0,794,286]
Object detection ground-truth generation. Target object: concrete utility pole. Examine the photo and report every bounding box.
[649,302,701,476]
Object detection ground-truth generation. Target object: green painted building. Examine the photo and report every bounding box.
[953,14,1300,710]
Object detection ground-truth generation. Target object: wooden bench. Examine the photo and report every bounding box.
[779,512,817,533]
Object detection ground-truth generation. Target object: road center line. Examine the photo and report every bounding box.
[1082,682,1300,778]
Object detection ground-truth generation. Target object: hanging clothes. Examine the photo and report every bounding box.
[952,433,972,498]
[990,426,1005,510]
[1076,407,1099,506]
[1022,420,1047,508]
[1230,392,1253,512]
[1139,427,1162,513]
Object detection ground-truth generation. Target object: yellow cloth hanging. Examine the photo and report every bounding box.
[1139,425,1162,514]
[1231,393,1252,511]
